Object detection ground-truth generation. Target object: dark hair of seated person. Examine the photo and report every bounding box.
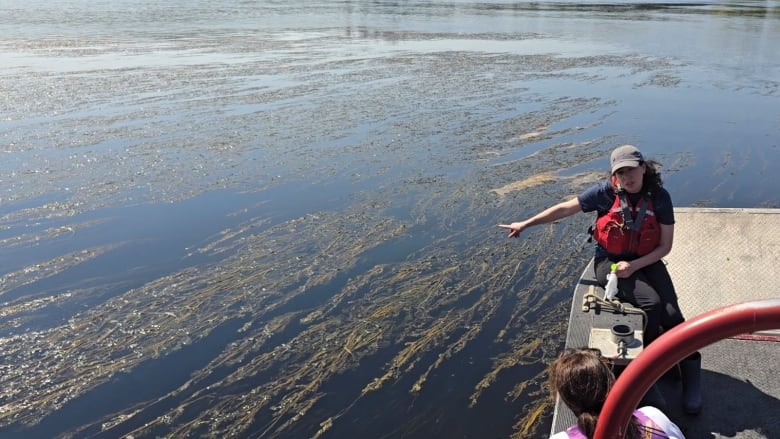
[549,348,645,439]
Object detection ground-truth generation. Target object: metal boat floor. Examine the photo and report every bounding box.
[551,208,780,438]
[668,208,780,337]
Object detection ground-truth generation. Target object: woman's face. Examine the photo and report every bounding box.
[614,163,646,193]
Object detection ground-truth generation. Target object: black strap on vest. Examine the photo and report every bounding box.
[617,191,649,231]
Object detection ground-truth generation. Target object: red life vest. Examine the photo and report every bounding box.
[592,180,661,257]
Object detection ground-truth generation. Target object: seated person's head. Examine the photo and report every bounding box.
[549,348,614,430]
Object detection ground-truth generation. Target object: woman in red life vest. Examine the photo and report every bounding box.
[499,145,702,415]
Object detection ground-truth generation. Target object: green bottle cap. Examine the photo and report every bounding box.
[611,263,618,271]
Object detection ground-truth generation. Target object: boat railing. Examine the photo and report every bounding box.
[594,298,780,439]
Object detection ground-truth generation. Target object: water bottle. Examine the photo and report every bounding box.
[604,263,618,300]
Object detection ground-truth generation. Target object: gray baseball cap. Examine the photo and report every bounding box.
[610,145,644,174]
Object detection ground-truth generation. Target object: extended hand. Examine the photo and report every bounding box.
[498,222,526,238]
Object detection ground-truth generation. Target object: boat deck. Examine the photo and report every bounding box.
[551,208,780,438]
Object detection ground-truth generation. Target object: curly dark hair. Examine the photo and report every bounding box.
[641,159,664,194]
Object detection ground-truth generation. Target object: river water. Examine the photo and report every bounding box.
[0,1,778,438]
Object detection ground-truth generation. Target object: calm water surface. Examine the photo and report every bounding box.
[0,1,778,438]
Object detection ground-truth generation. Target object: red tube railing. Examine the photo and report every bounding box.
[595,298,780,439]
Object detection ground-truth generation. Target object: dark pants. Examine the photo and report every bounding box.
[594,257,685,345]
